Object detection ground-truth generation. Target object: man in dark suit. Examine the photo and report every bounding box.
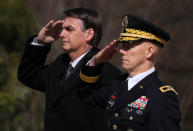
[79,14,181,131]
[18,8,120,131]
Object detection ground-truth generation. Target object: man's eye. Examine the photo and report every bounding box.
[122,44,130,49]
[65,27,73,31]
[116,43,130,50]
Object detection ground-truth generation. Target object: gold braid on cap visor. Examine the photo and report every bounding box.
[118,28,166,44]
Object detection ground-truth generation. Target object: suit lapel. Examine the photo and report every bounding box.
[51,48,99,108]
[59,47,99,88]
[47,54,70,96]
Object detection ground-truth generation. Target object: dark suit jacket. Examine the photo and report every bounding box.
[18,36,121,131]
[79,66,181,131]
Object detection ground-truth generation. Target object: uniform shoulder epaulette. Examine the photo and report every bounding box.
[159,85,178,95]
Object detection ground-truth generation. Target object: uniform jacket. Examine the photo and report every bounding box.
[18,36,121,131]
[79,66,181,131]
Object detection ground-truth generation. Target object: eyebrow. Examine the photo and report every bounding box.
[63,25,76,31]
[63,25,74,28]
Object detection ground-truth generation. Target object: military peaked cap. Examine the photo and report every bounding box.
[117,14,170,47]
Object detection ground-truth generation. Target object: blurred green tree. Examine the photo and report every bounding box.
[0,0,44,131]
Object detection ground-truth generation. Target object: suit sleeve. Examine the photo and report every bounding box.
[148,93,181,131]
[17,36,51,92]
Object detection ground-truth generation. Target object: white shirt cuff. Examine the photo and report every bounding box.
[31,37,45,47]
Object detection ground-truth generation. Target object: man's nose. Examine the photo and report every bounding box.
[119,49,126,55]
[59,30,67,38]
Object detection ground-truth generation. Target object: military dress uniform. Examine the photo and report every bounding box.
[79,65,181,131]
[78,14,181,131]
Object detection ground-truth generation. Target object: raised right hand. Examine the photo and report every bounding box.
[88,40,118,66]
[36,20,64,44]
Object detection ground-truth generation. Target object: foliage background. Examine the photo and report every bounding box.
[0,0,193,130]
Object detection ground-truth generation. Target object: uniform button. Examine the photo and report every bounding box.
[139,85,143,89]
[114,112,119,117]
[112,124,118,130]
[129,116,133,120]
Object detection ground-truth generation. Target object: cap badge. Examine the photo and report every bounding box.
[122,16,128,28]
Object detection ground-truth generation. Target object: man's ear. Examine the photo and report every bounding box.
[145,46,154,59]
[85,28,94,42]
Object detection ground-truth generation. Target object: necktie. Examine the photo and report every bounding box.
[64,64,74,81]
[60,64,74,87]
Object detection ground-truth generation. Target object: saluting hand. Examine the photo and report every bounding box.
[37,20,64,44]
[89,40,118,66]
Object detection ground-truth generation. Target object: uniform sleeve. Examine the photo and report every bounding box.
[100,62,121,85]
[79,62,103,84]
[80,62,120,84]
[78,62,120,109]
[17,36,51,92]
[148,92,181,131]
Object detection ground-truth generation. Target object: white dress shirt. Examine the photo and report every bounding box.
[31,37,45,46]
[126,67,155,91]
[70,51,90,68]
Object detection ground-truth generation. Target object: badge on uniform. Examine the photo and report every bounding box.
[106,94,116,111]
[127,96,148,110]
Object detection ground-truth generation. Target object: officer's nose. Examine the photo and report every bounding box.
[119,48,127,55]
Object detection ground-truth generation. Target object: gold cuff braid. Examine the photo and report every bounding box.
[80,71,100,83]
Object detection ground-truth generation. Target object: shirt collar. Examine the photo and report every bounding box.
[126,67,155,91]
[70,50,91,68]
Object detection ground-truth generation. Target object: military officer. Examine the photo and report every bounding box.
[78,14,181,131]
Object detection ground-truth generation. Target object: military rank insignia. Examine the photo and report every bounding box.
[127,96,148,110]
[159,85,178,95]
